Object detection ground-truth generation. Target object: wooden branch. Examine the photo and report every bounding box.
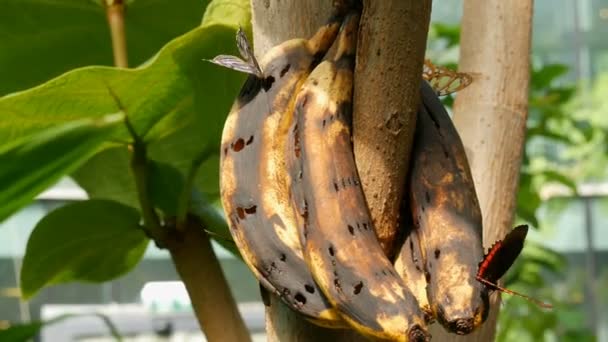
[252,0,431,340]
[353,0,431,257]
[167,220,251,342]
[428,0,534,341]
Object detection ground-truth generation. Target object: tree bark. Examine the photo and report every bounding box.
[428,0,534,341]
[353,0,431,257]
[251,0,430,340]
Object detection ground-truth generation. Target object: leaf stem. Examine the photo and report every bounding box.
[104,86,164,243]
[105,0,129,68]
[127,118,165,243]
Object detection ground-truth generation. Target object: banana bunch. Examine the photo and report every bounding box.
[212,2,528,340]
[395,80,489,335]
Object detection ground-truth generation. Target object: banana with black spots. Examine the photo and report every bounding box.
[394,205,433,323]
[407,80,489,335]
[286,12,429,342]
[219,3,356,326]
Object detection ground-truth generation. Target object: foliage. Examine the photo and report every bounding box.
[0,0,209,96]
[0,0,249,305]
[0,115,122,222]
[20,199,149,298]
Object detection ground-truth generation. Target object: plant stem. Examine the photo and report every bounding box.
[105,0,129,68]
[166,219,251,342]
[124,116,165,243]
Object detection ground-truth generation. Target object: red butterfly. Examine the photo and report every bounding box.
[476,224,553,309]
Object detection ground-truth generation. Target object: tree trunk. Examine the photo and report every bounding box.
[353,0,431,257]
[251,0,430,340]
[427,0,534,341]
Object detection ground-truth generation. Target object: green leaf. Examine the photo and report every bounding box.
[0,0,249,147]
[149,161,185,216]
[0,320,45,342]
[0,0,211,96]
[7,0,253,210]
[0,115,122,222]
[539,170,577,193]
[71,146,139,209]
[530,64,569,90]
[431,23,461,47]
[516,172,541,228]
[20,199,148,298]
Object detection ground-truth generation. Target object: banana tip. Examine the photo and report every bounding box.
[408,325,431,342]
[448,318,475,335]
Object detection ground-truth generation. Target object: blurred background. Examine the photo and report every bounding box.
[1,0,607,341]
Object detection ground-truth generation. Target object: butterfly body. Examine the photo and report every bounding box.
[476,225,553,309]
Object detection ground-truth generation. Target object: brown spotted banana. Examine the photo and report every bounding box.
[406,80,489,335]
[286,12,430,342]
[394,202,433,323]
[218,3,357,327]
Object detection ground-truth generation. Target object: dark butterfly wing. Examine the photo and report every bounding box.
[478,224,529,283]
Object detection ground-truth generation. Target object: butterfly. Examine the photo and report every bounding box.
[422,59,473,96]
[476,224,553,309]
[207,27,264,78]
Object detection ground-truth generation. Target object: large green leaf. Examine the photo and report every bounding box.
[1,0,249,216]
[0,0,210,96]
[0,0,248,145]
[21,199,148,298]
[71,146,139,209]
[0,114,122,222]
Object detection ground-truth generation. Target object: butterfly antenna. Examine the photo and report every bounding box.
[477,276,553,309]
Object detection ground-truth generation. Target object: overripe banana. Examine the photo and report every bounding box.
[394,206,433,323]
[286,12,429,342]
[219,3,356,326]
[407,80,489,335]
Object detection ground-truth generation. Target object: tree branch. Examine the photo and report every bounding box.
[353,0,431,257]
[167,218,251,342]
[428,0,534,341]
